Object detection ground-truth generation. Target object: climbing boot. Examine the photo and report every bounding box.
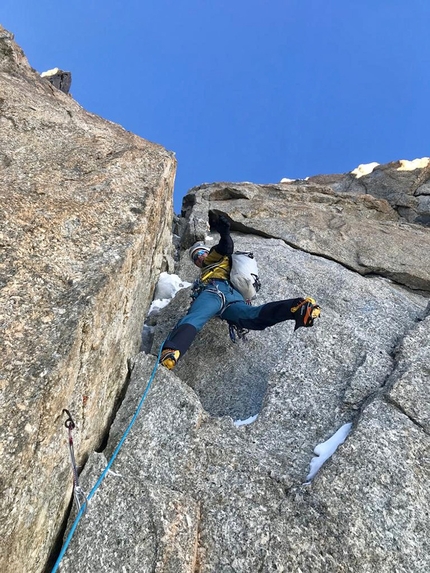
[291,297,321,330]
[160,349,180,370]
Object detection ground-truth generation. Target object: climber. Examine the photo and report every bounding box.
[160,210,320,369]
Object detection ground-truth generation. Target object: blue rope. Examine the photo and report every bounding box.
[51,344,164,572]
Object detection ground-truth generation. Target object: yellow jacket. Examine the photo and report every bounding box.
[200,249,231,283]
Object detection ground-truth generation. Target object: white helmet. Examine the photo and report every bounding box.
[189,242,209,262]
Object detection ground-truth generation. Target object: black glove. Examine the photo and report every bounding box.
[208,210,231,234]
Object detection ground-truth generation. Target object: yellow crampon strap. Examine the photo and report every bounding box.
[291,297,315,312]
[291,297,321,326]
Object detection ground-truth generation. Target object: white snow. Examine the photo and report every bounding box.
[40,67,60,77]
[351,162,379,178]
[305,422,352,482]
[280,176,309,182]
[148,272,191,315]
[351,157,429,179]
[397,157,429,171]
[154,272,191,300]
[234,414,258,427]
[147,298,171,315]
[280,177,295,183]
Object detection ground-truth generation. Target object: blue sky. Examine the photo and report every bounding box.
[2,1,429,213]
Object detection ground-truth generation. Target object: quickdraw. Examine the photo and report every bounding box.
[62,409,87,513]
[228,323,249,343]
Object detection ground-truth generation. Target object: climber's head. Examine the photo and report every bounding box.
[189,242,209,268]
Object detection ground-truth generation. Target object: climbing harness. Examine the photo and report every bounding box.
[192,280,252,343]
[62,409,87,513]
[51,343,165,573]
[191,279,228,315]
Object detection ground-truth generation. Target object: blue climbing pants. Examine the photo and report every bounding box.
[163,280,302,359]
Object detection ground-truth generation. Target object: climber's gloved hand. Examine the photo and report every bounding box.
[208,210,231,234]
[217,215,231,234]
[208,210,219,231]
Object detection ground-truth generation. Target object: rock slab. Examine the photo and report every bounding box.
[61,179,429,572]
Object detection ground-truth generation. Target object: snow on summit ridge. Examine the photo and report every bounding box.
[280,157,430,183]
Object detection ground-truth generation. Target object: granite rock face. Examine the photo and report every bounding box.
[2,22,430,573]
[0,26,176,573]
[40,67,72,94]
[304,157,430,226]
[61,178,430,572]
[182,181,430,291]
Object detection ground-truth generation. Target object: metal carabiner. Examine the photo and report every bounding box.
[62,409,75,430]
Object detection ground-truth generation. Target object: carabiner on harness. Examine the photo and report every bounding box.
[192,279,228,315]
[191,279,204,300]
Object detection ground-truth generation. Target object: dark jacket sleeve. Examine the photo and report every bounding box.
[214,232,234,256]
[208,211,234,256]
